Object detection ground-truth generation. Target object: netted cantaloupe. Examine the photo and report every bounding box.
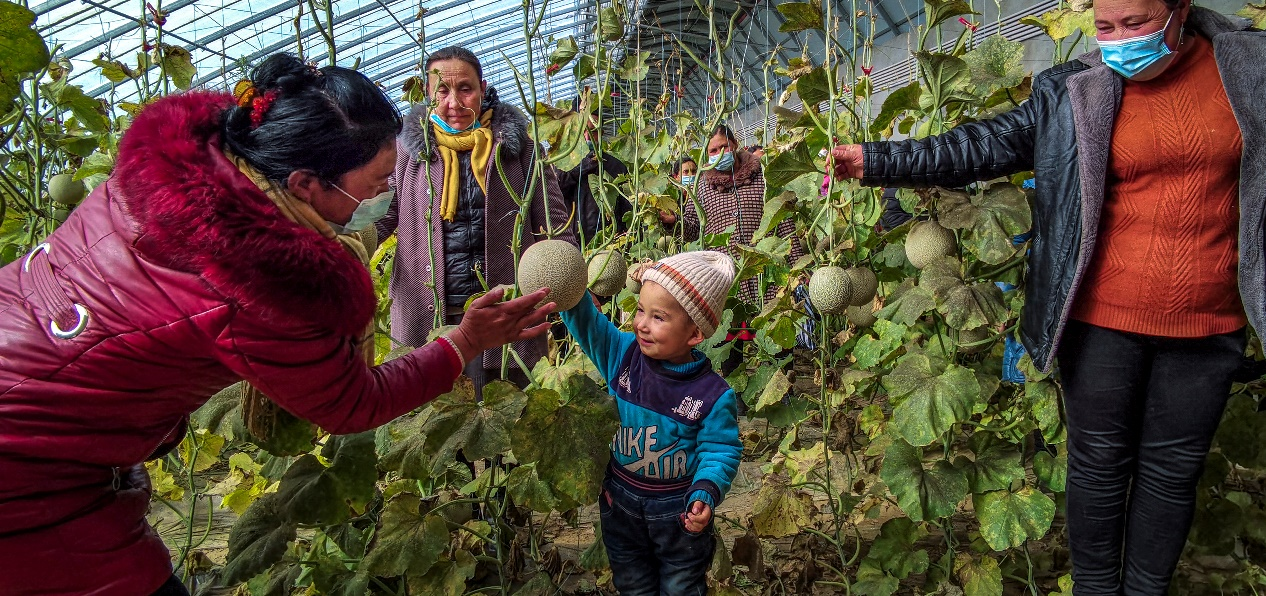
[844,267,878,306]
[49,173,85,206]
[588,250,628,297]
[847,305,878,328]
[807,265,853,315]
[517,239,587,311]
[958,326,994,354]
[905,221,957,269]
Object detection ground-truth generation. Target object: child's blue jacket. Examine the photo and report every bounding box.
[561,293,743,507]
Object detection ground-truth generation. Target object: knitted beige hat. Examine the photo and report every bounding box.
[636,250,736,338]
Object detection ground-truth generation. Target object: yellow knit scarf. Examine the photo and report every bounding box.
[224,149,378,438]
[432,110,494,222]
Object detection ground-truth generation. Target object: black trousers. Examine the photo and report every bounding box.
[150,575,189,596]
[1058,320,1245,595]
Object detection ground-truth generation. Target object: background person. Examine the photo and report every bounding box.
[0,54,555,596]
[681,125,804,375]
[556,107,630,243]
[830,2,1263,592]
[377,46,576,394]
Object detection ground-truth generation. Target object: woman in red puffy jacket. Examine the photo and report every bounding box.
[0,54,554,596]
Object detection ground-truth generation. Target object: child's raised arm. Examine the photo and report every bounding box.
[559,292,637,387]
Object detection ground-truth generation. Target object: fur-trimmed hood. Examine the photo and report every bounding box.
[112,91,375,336]
[400,100,532,162]
[702,150,762,192]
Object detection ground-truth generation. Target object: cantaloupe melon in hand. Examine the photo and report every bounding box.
[517,239,587,311]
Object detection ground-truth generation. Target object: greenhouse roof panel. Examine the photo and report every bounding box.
[33,0,592,109]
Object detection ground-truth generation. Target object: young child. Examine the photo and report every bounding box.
[560,250,743,595]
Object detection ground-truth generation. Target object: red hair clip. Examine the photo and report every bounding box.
[250,90,280,130]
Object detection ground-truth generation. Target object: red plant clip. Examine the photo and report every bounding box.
[146,2,167,26]
[861,65,873,75]
[958,16,978,31]
[250,90,280,130]
[546,63,561,76]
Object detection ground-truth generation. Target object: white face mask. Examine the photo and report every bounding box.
[329,183,394,234]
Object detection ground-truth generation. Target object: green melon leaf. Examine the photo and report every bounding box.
[916,52,974,112]
[777,1,824,32]
[954,552,1003,596]
[406,550,477,596]
[0,1,50,112]
[599,6,624,41]
[755,369,793,412]
[852,560,900,596]
[765,141,819,190]
[275,432,377,525]
[751,473,815,538]
[1214,394,1266,469]
[505,462,559,513]
[157,45,196,90]
[796,66,831,106]
[548,36,579,69]
[924,0,978,29]
[870,81,922,137]
[580,519,609,571]
[380,379,527,481]
[877,280,936,327]
[935,184,1032,265]
[965,433,1025,494]
[962,36,1026,93]
[1033,450,1067,493]
[920,258,1009,330]
[511,380,619,510]
[360,495,449,578]
[883,353,981,447]
[1238,3,1266,28]
[1020,8,1095,41]
[853,319,908,370]
[619,51,651,81]
[973,487,1055,550]
[222,494,298,585]
[1025,380,1066,444]
[864,517,930,579]
[880,437,968,521]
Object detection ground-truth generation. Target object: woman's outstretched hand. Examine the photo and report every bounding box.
[444,287,555,363]
[829,144,864,180]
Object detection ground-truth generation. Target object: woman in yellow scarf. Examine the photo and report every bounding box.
[377,46,576,397]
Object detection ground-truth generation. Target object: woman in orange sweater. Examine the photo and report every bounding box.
[830,1,1264,593]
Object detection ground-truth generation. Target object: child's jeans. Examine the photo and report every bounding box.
[599,465,715,595]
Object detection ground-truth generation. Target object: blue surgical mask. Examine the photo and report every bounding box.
[1098,11,1180,81]
[330,184,395,234]
[709,151,735,172]
[681,175,695,185]
[429,112,479,135]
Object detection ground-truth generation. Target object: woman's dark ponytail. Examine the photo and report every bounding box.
[222,53,402,185]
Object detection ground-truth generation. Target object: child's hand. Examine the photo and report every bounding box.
[681,500,712,533]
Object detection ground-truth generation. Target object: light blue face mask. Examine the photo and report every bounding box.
[1098,11,1181,81]
[681,175,696,185]
[330,184,395,234]
[709,151,735,172]
[429,112,480,135]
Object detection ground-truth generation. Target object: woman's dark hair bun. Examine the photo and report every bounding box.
[251,53,322,96]
[222,53,402,186]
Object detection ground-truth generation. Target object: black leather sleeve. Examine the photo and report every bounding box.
[860,98,1040,188]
